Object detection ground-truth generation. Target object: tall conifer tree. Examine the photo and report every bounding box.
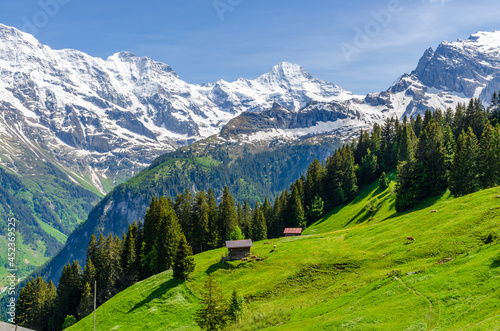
[450,128,480,196]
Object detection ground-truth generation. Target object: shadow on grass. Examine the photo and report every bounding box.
[343,190,392,227]
[128,277,182,312]
[491,257,500,268]
[205,260,229,274]
[383,190,449,222]
[413,191,449,210]
[312,183,379,227]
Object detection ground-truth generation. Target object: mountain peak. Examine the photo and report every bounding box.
[467,30,500,48]
[0,23,40,46]
[107,51,178,76]
[114,51,137,59]
[266,62,312,80]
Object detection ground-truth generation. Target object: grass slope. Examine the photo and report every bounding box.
[69,179,500,330]
[67,271,199,331]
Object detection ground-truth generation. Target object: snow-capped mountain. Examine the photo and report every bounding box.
[357,31,500,119]
[2,23,500,196]
[0,24,354,193]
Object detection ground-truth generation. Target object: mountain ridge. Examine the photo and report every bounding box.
[0,24,354,195]
[3,24,500,290]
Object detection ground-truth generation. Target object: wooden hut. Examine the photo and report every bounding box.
[283,228,303,237]
[225,239,253,261]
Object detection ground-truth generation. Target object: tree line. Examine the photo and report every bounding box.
[15,198,195,331]
[395,96,500,210]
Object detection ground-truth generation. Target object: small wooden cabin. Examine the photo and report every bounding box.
[225,239,253,261]
[283,228,303,237]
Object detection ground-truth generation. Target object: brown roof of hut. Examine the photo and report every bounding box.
[225,239,253,248]
[283,228,303,235]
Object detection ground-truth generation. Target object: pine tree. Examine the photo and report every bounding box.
[379,172,389,191]
[227,288,245,322]
[46,280,57,328]
[153,196,182,272]
[304,158,324,209]
[252,203,267,241]
[16,277,56,330]
[381,118,397,171]
[143,197,161,254]
[295,176,305,205]
[416,119,448,197]
[77,282,94,318]
[192,190,210,253]
[173,234,195,280]
[442,124,455,170]
[490,91,500,126]
[288,185,306,229]
[262,197,274,238]
[174,189,194,244]
[479,122,500,188]
[325,149,345,207]
[135,220,144,280]
[241,200,253,240]
[397,124,416,163]
[450,128,480,196]
[121,221,138,286]
[16,279,34,327]
[100,234,122,300]
[359,148,378,184]
[395,161,419,212]
[86,234,98,265]
[341,145,359,202]
[370,123,383,161]
[453,103,466,138]
[308,194,324,222]
[270,192,287,238]
[413,114,424,138]
[206,189,221,249]
[195,274,228,331]
[54,261,82,329]
[354,129,371,164]
[444,107,454,127]
[81,259,96,292]
[464,98,488,139]
[236,201,243,232]
[423,109,433,131]
[219,186,238,242]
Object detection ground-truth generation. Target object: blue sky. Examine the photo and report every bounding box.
[0,0,499,94]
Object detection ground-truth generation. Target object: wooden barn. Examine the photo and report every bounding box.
[283,228,303,237]
[225,239,253,261]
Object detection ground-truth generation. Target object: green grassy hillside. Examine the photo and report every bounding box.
[68,179,500,330]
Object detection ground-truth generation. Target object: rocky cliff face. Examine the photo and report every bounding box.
[413,31,500,100]
[353,31,500,119]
